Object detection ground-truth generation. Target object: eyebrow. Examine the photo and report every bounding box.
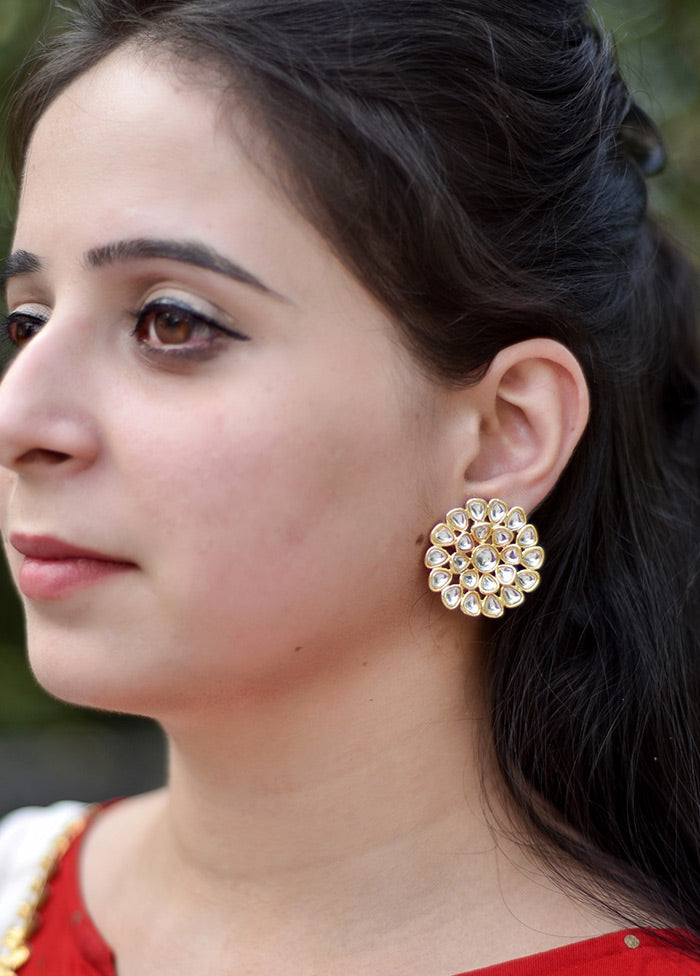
[1,238,289,304]
[0,250,42,300]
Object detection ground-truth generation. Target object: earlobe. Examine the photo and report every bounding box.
[463,339,590,511]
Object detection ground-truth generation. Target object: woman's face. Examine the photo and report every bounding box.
[0,48,466,715]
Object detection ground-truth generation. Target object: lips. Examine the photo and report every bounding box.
[10,533,129,562]
[10,533,137,601]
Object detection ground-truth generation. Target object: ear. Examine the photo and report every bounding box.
[460,339,589,512]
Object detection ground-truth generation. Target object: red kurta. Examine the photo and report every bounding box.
[19,825,700,975]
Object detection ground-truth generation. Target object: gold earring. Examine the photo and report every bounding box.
[425,498,543,618]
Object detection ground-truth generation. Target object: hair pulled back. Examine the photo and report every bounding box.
[8,0,700,949]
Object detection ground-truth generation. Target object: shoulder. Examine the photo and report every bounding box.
[0,801,89,934]
[461,931,700,975]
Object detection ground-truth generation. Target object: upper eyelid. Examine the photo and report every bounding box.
[141,295,223,322]
[137,297,250,341]
[7,301,51,312]
[4,305,51,322]
[140,285,245,322]
[3,271,49,307]
[3,289,52,313]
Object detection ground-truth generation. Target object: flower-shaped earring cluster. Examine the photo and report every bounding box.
[425,498,543,618]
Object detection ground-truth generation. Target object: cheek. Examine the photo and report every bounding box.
[127,363,423,532]
[0,471,18,573]
[119,373,434,638]
[0,468,16,518]
[124,399,333,551]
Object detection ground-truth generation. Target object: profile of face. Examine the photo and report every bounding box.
[0,46,467,717]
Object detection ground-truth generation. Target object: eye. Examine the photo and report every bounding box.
[2,309,49,350]
[131,299,248,354]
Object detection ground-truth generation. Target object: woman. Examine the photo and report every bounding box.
[0,0,699,973]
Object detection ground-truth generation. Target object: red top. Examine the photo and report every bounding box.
[21,824,700,976]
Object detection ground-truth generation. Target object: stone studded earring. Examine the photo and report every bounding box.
[425,498,543,618]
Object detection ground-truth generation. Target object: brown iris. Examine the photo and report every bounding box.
[5,314,44,350]
[141,307,195,345]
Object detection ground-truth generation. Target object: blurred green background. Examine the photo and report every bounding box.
[0,0,698,807]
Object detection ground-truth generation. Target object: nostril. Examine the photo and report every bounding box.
[17,448,73,465]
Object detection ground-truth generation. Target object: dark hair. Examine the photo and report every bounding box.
[8,0,700,950]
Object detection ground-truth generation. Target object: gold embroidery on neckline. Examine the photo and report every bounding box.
[0,811,93,975]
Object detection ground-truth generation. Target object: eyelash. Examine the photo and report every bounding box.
[130,298,249,357]
[0,299,249,359]
[1,310,49,352]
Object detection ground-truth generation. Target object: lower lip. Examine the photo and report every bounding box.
[18,557,135,601]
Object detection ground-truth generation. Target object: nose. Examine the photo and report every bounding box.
[0,317,100,476]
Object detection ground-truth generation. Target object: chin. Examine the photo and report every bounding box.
[25,627,151,717]
[28,660,140,716]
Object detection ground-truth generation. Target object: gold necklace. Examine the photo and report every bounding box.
[0,810,93,975]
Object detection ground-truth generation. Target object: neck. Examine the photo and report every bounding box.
[83,625,618,973]
[160,624,490,882]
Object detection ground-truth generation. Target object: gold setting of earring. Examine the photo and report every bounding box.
[425,498,543,618]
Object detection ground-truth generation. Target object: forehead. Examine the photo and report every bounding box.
[24,46,243,201]
[15,46,348,309]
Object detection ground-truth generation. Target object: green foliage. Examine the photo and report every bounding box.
[596,0,700,255]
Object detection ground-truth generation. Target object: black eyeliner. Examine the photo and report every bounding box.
[130,297,250,346]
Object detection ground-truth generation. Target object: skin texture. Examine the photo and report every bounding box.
[0,46,604,976]
[0,56,450,715]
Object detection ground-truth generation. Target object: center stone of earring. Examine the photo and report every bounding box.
[474,546,498,573]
